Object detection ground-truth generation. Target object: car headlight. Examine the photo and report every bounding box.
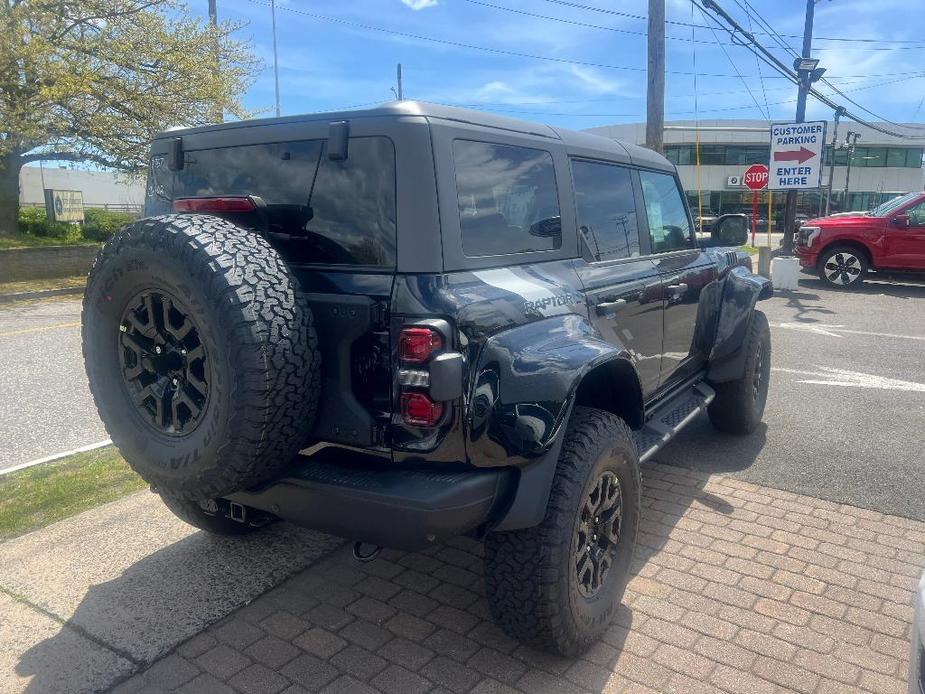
[798,226,821,246]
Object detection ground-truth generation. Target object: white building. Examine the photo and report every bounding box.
[19,165,145,212]
[585,119,925,219]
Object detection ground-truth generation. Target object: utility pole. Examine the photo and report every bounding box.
[645,0,665,154]
[271,0,281,117]
[396,63,403,101]
[824,106,845,216]
[843,131,860,211]
[781,0,816,255]
[208,0,223,123]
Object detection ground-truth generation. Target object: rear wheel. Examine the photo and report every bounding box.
[818,246,868,288]
[483,407,640,656]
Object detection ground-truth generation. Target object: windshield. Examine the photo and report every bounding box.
[870,192,918,217]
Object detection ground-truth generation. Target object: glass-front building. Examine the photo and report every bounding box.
[585,120,925,228]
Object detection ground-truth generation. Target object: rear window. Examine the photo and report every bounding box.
[145,137,397,267]
[453,140,561,257]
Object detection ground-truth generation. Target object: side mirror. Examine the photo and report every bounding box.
[700,214,748,247]
[892,214,910,228]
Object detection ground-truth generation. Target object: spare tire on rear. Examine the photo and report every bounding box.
[82,214,320,500]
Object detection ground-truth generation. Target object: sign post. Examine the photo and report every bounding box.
[743,163,769,246]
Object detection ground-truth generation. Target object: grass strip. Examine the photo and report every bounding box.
[0,446,145,542]
[0,275,87,296]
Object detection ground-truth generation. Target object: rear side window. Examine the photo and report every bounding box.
[453,140,561,257]
[146,137,397,267]
[638,170,692,253]
[572,160,641,261]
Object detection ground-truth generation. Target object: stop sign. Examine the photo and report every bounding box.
[744,164,769,191]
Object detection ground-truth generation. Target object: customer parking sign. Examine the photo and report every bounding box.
[768,121,826,191]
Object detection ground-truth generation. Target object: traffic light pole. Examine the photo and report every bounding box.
[781,0,816,255]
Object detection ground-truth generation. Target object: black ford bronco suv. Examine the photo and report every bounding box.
[82,102,772,656]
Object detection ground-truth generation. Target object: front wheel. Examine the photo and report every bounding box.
[818,246,868,288]
[708,310,771,434]
[483,407,641,656]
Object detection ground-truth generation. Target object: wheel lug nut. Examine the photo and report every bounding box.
[155,346,162,354]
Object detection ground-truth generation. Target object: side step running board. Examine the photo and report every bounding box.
[632,382,715,463]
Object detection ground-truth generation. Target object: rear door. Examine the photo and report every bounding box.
[637,169,718,390]
[570,159,663,398]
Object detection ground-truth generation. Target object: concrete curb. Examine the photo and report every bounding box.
[0,286,84,304]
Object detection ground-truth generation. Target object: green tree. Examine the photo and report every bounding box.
[0,0,259,236]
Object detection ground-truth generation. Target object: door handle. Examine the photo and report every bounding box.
[596,298,627,315]
[666,283,688,296]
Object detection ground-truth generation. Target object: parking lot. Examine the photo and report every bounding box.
[1,275,924,693]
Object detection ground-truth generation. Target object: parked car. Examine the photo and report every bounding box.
[82,102,772,656]
[796,191,925,288]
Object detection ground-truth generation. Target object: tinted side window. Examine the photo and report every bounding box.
[454,140,561,257]
[572,160,640,261]
[150,137,397,267]
[309,138,397,266]
[175,140,323,203]
[639,170,692,253]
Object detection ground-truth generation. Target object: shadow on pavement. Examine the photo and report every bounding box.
[11,523,341,694]
[92,421,772,693]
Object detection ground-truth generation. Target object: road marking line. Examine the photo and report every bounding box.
[773,366,925,392]
[773,322,925,341]
[0,439,113,477]
[0,321,81,338]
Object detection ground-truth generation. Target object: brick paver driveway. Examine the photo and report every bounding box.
[114,462,922,694]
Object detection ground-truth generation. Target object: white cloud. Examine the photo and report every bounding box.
[401,0,438,9]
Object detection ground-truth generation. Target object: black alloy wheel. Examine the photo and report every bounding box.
[119,290,209,436]
[575,471,624,598]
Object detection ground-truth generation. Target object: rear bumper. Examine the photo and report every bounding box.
[227,453,516,551]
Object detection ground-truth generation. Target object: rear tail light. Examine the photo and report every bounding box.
[173,197,256,213]
[400,392,444,427]
[399,327,442,364]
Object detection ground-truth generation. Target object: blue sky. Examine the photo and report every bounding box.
[207,0,924,130]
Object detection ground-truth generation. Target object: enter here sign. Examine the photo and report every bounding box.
[768,120,826,191]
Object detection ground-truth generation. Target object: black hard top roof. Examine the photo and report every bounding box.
[154,100,672,171]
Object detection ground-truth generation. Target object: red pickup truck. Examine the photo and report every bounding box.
[796,191,925,288]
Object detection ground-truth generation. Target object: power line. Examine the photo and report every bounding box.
[695,4,769,120]
[538,0,925,47]
[694,0,925,140]
[249,1,925,84]
[244,0,788,80]
[718,0,925,132]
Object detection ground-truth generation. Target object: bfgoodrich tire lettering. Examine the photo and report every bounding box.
[82,214,320,500]
[483,407,641,656]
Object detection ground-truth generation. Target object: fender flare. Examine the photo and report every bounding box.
[707,265,773,383]
[467,314,643,531]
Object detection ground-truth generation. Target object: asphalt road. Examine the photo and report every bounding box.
[0,298,107,468]
[2,275,924,518]
[659,274,925,521]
